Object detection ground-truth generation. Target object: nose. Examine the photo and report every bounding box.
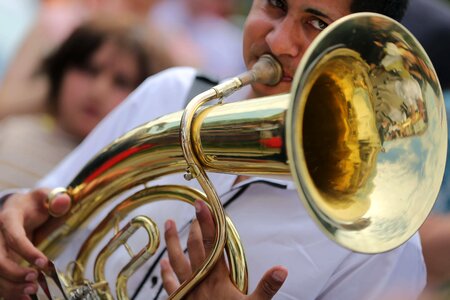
[90,74,110,102]
[265,18,306,59]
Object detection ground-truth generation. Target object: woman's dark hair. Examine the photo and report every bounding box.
[41,14,172,112]
[350,0,410,21]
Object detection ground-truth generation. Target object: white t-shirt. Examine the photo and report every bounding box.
[37,67,426,299]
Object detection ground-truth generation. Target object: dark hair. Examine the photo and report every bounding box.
[350,0,410,21]
[41,14,172,112]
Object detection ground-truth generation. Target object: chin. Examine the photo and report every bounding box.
[69,122,95,140]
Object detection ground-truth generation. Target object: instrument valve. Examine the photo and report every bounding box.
[184,164,201,181]
[68,282,102,300]
[184,172,194,181]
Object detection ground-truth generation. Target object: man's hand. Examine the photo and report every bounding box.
[0,189,71,299]
[161,200,288,299]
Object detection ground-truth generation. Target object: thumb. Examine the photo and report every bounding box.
[250,266,288,300]
[47,190,72,217]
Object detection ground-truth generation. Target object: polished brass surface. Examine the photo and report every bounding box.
[37,13,446,299]
[288,13,446,253]
[69,185,248,298]
[95,215,159,299]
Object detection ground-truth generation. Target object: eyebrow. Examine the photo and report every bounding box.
[304,7,330,19]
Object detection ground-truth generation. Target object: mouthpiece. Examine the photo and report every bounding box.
[239,54,282,86]
[253,54,283,85]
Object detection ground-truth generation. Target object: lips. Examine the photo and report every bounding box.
[280,66,294,82]
[82,105,101,119]
[282,73,293,82]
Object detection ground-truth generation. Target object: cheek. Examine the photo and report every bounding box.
[243,13,273,66]
[102,87,132,113]
[58,72,90,106]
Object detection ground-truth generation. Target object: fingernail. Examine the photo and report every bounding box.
[194,200,202,213]
[35,258,46,268]
[165,220,172,232]
[272,270,287,282]
[24,285,36,295]
[25,272,37,282]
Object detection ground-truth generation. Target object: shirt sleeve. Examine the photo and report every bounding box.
[36,67,197,188]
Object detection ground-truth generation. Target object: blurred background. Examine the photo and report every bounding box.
[0,0,251,84]
[0,0,450,88]
[0,0,254,118]
[0,0,448,88]
[0,0,448,189]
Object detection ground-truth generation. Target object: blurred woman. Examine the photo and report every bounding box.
[0,15,173,189]
[0,0,162,119]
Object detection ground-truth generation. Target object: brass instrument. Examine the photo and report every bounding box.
[34,13,447,299]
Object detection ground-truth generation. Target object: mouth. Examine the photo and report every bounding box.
[82,106,101,118]
[282,72,293,82]
[251,53,295,86]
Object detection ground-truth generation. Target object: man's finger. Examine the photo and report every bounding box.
[164,219,191,283]
[194,200,217,255]
[8,189,50,230]
[0,235,37,282]
[187,219,206,271]
[251,266,288,300]
[47,193,72,217]
[194,200,229,274]
[160,258,180,295]
[0,256,36,283]
[0,276,38,299]
[1,216,48,269]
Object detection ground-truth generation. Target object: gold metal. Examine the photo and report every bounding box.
[35,13,446,299]
[288,13,446,252]
[92,216,159,299]
[169,55,282,298]
[69,185,248,298]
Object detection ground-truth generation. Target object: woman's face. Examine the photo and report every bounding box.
[57,41,140,139]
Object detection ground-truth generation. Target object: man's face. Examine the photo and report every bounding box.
[243,0,352,97]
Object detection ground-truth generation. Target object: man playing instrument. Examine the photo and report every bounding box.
[0,1,424,299]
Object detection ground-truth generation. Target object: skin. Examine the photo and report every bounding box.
[0,0,353,298]
[0,189,57,298]
[57,40,140,139]
[244,0,351,98]
[162,200,287,299]
[419,215,450,288]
